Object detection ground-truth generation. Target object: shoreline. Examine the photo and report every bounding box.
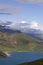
[3,51,11,57]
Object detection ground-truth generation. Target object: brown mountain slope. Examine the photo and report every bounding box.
[0,32,43,51]
[18,58,43,65]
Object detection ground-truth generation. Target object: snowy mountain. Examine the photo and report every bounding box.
[0,21,21,33]
[8,21,43,32]
[7,21,43,39]
[0,20,43,39]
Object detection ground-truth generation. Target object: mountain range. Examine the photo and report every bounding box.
[0,21,43,40]
[0,21,43,51]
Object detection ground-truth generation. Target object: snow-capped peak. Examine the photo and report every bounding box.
[2,20,43,33]
[20,21,26,24]
[30,21,39,29]
[29,21,43,31]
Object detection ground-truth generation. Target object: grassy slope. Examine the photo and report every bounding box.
[0,32,43,51]
[18,58,43,65]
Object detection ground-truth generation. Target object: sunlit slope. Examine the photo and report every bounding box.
[0,32,43,51]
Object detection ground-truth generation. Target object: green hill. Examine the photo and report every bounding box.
[18,58,43,65]
[0,32,43,51]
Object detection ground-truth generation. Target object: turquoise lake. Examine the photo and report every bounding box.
[0,52,43,65]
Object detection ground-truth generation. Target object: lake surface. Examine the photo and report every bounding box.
[0,52,43,65]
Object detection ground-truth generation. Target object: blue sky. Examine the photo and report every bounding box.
[0,0,43,24]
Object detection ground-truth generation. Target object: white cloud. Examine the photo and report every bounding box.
[20,21,26,23]
[0,20,12,26]
[30,21,39,29]
[7,20,43,32]
[30,20,43,31]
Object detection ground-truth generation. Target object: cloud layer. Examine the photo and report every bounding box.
[7,20,43,32]
[0,20,12,26]
[0,3,16,11]
[0,3,18,15]
[17,0,43,3]
[0,12,12,15]
[0,20,43,34]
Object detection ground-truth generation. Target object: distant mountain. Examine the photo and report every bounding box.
[19,58,43,65]
[9,22,43,40]
[0,25,21,33]
[0,20,43,40]
[28,33,43,40]
[12,22,43,40]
